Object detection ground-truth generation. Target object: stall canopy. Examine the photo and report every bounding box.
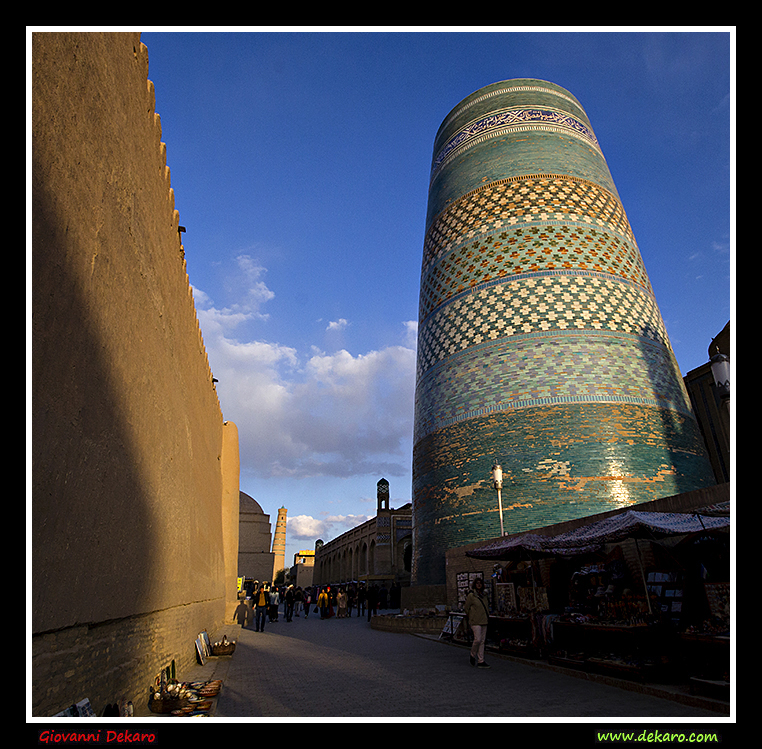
[466,506,730,561]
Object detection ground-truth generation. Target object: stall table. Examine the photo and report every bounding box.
[549,621,675,682]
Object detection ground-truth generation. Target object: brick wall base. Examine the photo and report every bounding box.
[31,598,224,717]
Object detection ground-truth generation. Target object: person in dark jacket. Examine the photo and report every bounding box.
[366,584,379,621]
[285,585,295,622]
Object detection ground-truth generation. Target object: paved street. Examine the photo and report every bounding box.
[175,609,728,720]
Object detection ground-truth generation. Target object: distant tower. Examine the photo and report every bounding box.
[375,478,392,574]
[377,478,390,512]
[272,506,287,580]
[412,79,715,586]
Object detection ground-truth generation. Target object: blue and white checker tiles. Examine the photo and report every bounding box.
[411,81,714,587]
[414,329,692,443]
[413,172,690,440]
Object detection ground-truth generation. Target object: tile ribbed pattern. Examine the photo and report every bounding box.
[411,79,715,586]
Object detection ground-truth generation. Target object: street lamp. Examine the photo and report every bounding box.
[491,462,505,536]
[710,346,730,406]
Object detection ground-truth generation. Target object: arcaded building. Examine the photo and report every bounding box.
[313,479,412,588]
[412,79,716,587]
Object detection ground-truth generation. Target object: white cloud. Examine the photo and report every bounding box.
[403,320,418,348]
[194,264,416,481]
[288,514,328,538]
[194,255,275,332]
[231,254,275,319]
[326,318,349,332]
[288,513,372,540]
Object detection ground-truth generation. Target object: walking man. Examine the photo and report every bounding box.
[254,583,270,632]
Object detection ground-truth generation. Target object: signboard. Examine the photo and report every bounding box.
[440,612,467,640]
[495,582,517,613]
[456,571,484,604]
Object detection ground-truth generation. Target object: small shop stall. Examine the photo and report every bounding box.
[465,506,730,687]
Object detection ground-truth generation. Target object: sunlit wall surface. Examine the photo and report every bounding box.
[411,79,715,586]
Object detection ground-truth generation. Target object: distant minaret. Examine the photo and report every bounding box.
[272,506,287,580]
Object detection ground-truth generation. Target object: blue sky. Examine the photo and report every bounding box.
[139,28,733,568]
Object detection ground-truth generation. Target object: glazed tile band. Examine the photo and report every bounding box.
[431,107,601,183]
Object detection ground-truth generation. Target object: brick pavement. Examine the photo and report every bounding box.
[163,609,729,720]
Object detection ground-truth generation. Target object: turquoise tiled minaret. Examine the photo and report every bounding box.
[412,79,715,586]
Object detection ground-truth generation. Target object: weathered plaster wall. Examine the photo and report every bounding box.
[31,32,238,715]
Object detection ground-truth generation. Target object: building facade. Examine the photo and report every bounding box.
[287,549,315,589]
[412,79,716,587]
[238,491,275,583]
[683,322,731,485]
[313,479,413,588]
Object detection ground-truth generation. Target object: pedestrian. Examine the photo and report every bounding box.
[318,587,329,619]
[357,583,366,617]
[304,587,312,617]
[379,583,388,610]
[269,585,280,622]
[337,587,348,618]
[464,577,490,668]
[254,583,270,632]
[347,585,356,618]
[390,581,401,610]
[295,586,304,617]
[285,585,295,622]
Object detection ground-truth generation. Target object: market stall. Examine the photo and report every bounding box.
[465,506,730,685]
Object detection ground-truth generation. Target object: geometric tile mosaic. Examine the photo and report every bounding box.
[411,400,717,585]
[422,174,637,280]
[420,221,651,319]
[414,330,692,442]
[416,271,671,377]
[436,83,589,144]
[411,79,715,585]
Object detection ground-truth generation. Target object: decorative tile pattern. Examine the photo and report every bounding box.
[438,83,585,136]
[431,108,601,181]
[416,270,669,374]
[411,80,714,586]
[411,403,716,585]
[423,174,635,275]
[414,331,692,443]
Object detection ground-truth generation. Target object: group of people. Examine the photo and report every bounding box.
[234,577,492,670]
[234,580,402,630]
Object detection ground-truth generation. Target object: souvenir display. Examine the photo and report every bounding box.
[210,634,236,656]
[459,507,730,690]
[148,679,223,716]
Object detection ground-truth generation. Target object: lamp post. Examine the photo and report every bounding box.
[491,463,505,537]
[710,346,730,411]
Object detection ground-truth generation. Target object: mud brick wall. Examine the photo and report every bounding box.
[32,32,239,716]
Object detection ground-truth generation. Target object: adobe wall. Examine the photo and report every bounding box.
[31,32,238,716]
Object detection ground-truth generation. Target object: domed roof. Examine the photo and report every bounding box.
[240,491,265,515]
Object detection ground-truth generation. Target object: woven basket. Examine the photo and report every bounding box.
[211,643,236,656]
[148,697,190,714]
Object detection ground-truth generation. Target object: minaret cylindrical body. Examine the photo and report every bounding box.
[412,79,715,586]
[272,506,287,580]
